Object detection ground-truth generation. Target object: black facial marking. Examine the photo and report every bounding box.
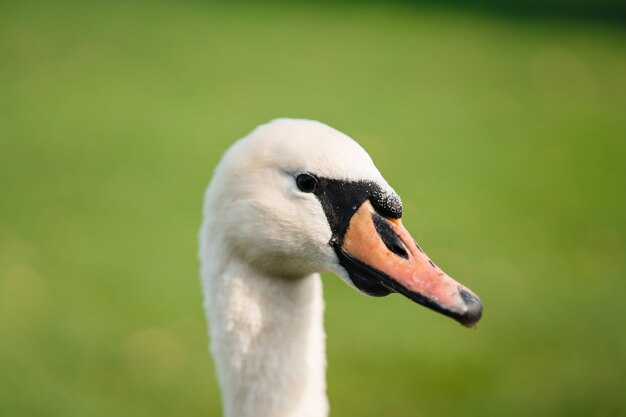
[414,239,424,253]
[428,259,436,268]
[304,174,408,297]
[338,256,393,297]
[307,176,403,298]
[372,212,408,259]
[311,177,402,246]
[371,190,402,219]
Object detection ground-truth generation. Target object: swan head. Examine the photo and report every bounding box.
[204,118,482,327]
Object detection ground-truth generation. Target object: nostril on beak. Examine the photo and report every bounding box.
[458,289,483,327]
[372,212,409,259]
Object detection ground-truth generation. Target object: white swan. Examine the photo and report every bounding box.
[199,118,482,417]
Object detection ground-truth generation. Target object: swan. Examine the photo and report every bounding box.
[199,118,482,417]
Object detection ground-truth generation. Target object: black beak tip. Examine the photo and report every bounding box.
[458,289,483,328]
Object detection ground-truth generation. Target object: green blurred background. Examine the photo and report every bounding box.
[1,0,625,416]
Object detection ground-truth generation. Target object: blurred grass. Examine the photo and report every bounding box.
[1,1,626,416]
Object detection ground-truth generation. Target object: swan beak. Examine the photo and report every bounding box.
[339,200,483,327]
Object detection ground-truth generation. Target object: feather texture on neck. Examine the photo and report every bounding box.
[200,229,328,417]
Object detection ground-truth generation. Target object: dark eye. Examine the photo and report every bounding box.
[296,173,318,193]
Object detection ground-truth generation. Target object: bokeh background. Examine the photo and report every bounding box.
[1,0,625,416]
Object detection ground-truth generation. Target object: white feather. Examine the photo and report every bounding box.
[199,118,393,417]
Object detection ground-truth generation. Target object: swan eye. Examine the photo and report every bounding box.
[296,174,318,193]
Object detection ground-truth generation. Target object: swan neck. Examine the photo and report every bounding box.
[201,246,328,417]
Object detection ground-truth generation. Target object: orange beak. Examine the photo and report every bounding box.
[337,200,482,327]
